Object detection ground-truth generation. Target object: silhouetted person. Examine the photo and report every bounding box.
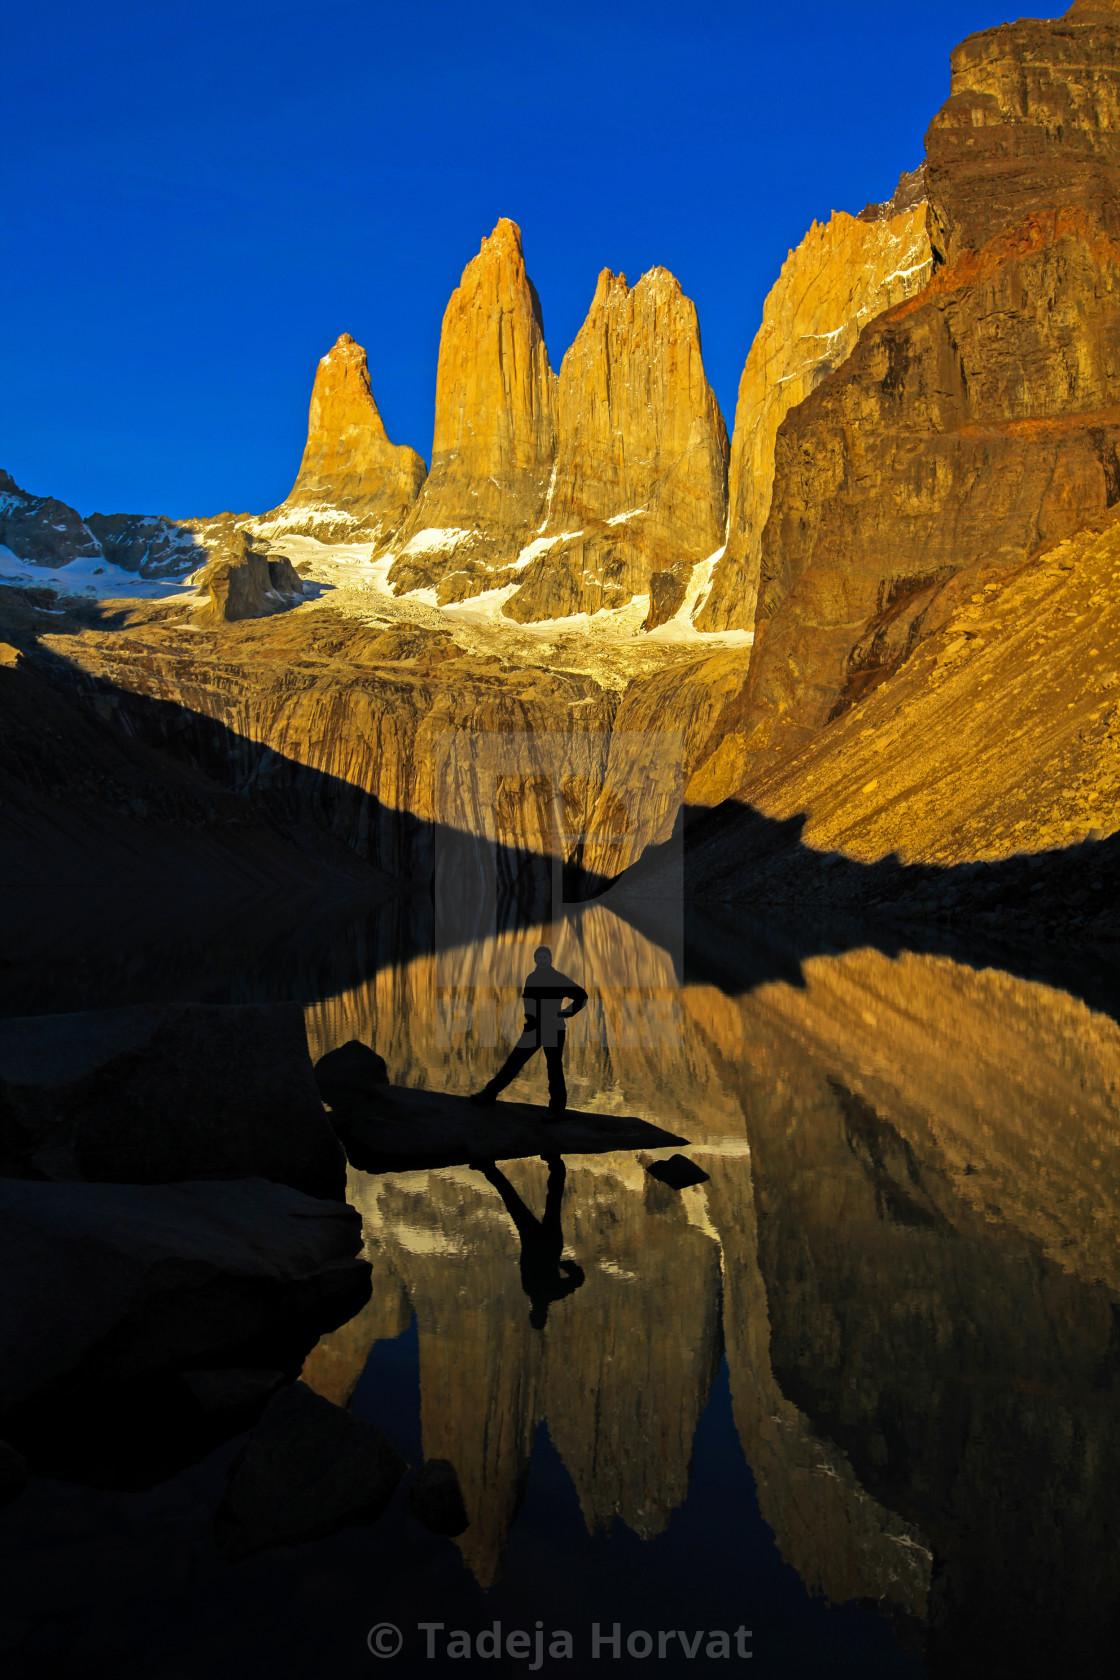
[470,945,587,1114]
[480,1156,584,1329]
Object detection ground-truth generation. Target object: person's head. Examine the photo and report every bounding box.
[533,944,552,967]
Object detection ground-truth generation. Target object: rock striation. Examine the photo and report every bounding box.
[678,514,1120,880]
[387,219,558,598]
[261,333,426,544]
[712,2,1120,785]
[503,266,729,623]
[696,178,931,633]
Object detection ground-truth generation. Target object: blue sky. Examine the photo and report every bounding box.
[3,0,999,519]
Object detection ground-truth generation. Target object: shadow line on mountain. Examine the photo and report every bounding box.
[605,798,1120,1025]
[3,626,1119,1025]
[0,634,614,1010]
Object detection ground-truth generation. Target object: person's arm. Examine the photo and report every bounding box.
[560,978,588,1019]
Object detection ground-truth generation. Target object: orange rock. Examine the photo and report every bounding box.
[388,219,558,597]
[267,333,426,544]
[696,182,931,634]
[503,267,729,623]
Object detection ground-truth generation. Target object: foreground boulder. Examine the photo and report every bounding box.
[313,1040,390,1113]
[0,1003,346,1199]
[0,1177,370,1417]
[214,1379,407,1558]
[192,531,305,623]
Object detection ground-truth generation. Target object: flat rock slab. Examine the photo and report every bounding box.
[335,1084,687,1172]
[0,1177,369,1413]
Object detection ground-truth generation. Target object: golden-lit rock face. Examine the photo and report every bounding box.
[720,6,1120,784]
[38,604,616,884]
[503,267,729,624]
[696,185,931,634]
[384,226,727,624]
[685,515,1120,866]
[267,333,426,544]
[387,218,558,596]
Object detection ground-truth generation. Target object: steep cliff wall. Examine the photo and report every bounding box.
[678,514,1120,879]
[503,266,729,624]
[261,333,426,544]
[716,4,1120,785]
[34,601,617,893]
[386,219,558,600]
[695,178,931,634]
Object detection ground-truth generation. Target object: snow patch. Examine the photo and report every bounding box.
[399,526,478,558]
[510,531,583,571]
[606,506,647,526]
[0,544,195,602]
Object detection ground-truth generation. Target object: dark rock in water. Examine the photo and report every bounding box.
[180,1367,287,1415]
[0,1002,346,1199]
[214,1380,407,1559]
[0,1438,29,1509]
[646,1154,710,1190]
[314,1040,390,1115]
[0,1178,370,1417]
[409,1457,469,1537]
[338,1082,688,1172]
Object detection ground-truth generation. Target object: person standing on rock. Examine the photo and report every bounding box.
[469,945,587,1114]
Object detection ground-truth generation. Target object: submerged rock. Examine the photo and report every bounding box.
[409,1457,469,1536]
[0,1002,346,1199]
[214,1379,407,1558]
[646,1154,710,1191]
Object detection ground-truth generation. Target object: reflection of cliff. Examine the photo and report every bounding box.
[690,945,1120,1675]
[305,912,1120,1665]
[345,1157,724,1586]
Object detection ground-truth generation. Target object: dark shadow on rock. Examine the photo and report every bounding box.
[0,1179,371,1488]
[0,1003,345,1197]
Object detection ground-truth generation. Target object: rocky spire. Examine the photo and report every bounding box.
[265,333,426,543]
[502,265,729,626]
[387,218,558,597]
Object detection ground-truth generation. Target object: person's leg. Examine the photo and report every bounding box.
[543,1036,567,1112]
[475,1040,537,1100]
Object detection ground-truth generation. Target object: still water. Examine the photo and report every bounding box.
[3,901,1119,1678]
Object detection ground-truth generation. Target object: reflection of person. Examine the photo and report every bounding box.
[480,1156,584,1329]
[469,945,587,1114]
